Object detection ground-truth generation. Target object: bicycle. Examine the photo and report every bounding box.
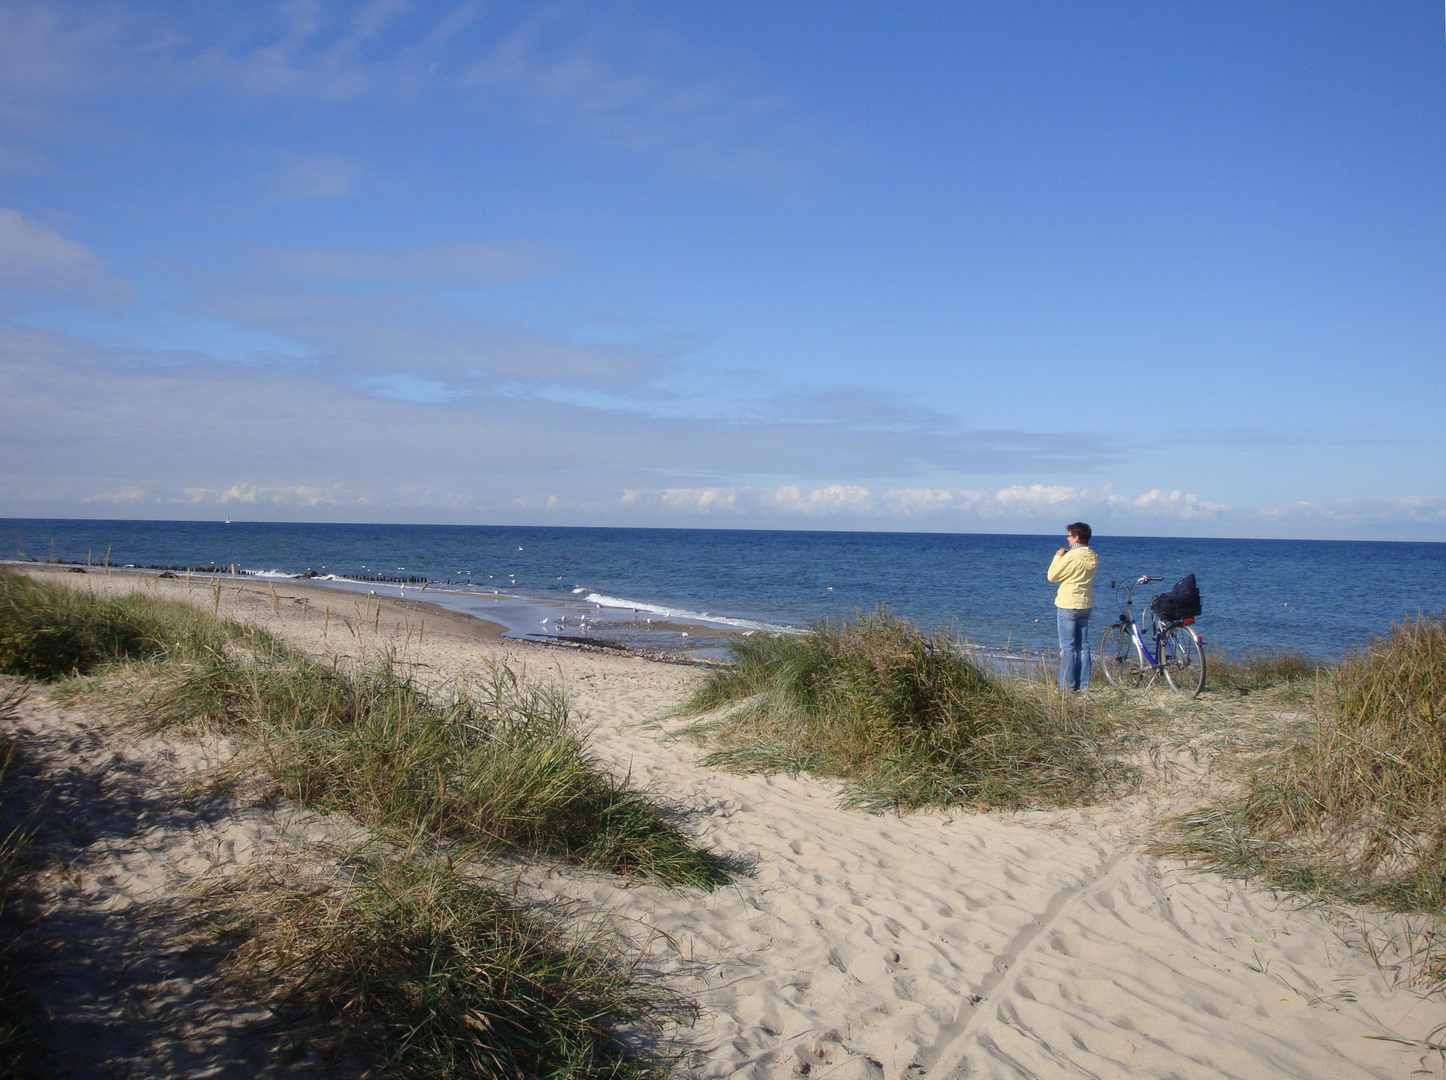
[1099,575,1206,697]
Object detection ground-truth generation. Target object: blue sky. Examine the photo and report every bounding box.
[0,1,1442,539]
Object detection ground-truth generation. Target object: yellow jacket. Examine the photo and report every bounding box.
[1047,545,1098,609]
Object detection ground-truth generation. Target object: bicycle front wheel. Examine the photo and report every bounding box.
[1100,623,1145,690]
[1161,625,1206,698]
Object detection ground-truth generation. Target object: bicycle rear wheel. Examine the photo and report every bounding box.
[1100,623,1145,690]
[1161,625,1206,698]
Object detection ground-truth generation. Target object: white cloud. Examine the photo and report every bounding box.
[883,484,1229,521]
[178,483,362,508]
[0,144,47,175]
[768,484,878,516]
[79,485,147,503]
[266,241,564,284]
[0,318,1439,540]
[1257,496,1446,527]
[610,484,1446,538]
[1128,488,1223,519]
[191,1,439,101]
[356,373,463,404]
[196,283,675,389]
[621,483,1225,525]
[458,7,804,185]
[655,487,743,513]
[0,5,805,186]
[265,154,359,202]
[0,207,128,302]
[0,2,123,100]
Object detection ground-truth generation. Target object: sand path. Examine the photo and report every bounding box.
[8,569,1446,1078]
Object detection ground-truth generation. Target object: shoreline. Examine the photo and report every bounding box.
[7,561,1057,672]
[13,562,742,663]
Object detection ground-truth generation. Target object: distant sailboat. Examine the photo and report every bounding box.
[224,515,231,525]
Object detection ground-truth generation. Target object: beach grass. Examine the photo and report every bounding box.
[208,846,693,1080]
[0,566,725,887]
[0,567,261,681]
[0,687,37,1079]
[1208,648,1323,695]
[140,653,730,888]
[1157,613,1446,981]
[677,606,1129,812]
[2,568,725,1073]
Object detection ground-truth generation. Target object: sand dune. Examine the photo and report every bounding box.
[10,569,1445,1078]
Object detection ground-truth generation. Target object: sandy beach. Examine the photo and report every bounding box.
[6,567,1445,1079]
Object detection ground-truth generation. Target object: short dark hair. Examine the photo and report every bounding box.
[1067,522,1092,544]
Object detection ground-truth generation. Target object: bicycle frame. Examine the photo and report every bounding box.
[1129,611,1196,670]
[1127,617,1158,668]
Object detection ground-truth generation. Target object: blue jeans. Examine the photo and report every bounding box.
[1057,607,1092,692]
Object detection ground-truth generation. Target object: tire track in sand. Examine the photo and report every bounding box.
[903,846,1132,1078]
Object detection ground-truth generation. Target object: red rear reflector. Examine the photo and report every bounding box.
[1182,617,1194,625]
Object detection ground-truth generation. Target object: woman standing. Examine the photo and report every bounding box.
[1047,522,1098,692]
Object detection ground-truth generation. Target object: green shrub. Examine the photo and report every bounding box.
[1162,614,1446,934]
[211,849,693,1080]
[144,655,730,889]
[1209,648,1321,692]
[0,568,248,680]
[0,688,36,1078]
[680,607,1125,812]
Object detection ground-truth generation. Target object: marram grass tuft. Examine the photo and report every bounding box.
[0,567,263,680]
[1158,613,1446,982]
[679,606,1128,812]
[142,652,731,889]
[207,847,694,1080]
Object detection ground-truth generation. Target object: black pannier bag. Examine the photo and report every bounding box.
[1151,574,1202,621]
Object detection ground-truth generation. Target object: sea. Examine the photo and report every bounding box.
[3,518,1443,663]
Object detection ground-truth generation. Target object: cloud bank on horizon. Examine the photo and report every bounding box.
[0,2,1442,540]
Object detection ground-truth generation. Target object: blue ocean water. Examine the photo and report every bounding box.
[3,518,1443,661]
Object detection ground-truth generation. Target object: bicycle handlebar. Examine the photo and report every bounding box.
[1109,575,1164,592]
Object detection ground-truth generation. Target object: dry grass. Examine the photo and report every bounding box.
[677,607,1132,812]
[205,845,693,1080]
[0,567,250,681]
[0,686,36,1079]
[1159,613,1446,982]
[1209,648,1323,695]
[1,569,725,1073]
[137,653,730,888]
